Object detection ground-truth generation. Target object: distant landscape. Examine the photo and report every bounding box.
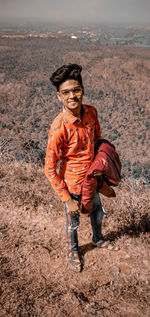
[0,22,150,317]
[0,21,150,47]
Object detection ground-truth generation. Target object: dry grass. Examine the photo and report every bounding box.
[0,161,61,214]
[101,178,150,239]
[0,37,150,316]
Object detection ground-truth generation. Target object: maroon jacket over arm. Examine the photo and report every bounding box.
[81,140,121,214]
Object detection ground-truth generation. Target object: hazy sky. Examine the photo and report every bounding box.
[0,0,150,25]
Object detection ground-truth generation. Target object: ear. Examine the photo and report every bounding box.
[57,92,62,102]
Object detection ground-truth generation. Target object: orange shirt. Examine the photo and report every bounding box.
[45,104,101,202]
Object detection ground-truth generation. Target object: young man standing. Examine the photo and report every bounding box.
[45,64,105,272]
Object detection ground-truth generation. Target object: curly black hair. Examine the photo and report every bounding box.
[50,64,83,91]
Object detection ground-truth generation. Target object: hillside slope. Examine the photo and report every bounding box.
[0,36,150,316]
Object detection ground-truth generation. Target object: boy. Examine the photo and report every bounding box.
[45,64,106,272]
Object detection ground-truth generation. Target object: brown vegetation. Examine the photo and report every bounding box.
[0,35,150,316]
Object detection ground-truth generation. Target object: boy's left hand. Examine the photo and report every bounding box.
[93,169,102,176]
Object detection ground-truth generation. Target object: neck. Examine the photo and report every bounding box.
[64,105,82,119]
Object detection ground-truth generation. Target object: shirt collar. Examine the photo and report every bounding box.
[62,104,87,123]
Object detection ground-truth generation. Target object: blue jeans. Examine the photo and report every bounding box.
[64,192,104,252]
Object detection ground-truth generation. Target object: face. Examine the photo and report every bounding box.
[57,79,84,115]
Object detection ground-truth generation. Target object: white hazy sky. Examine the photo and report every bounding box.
[0,0,150,25]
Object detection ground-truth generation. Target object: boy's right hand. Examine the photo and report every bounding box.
[66,198,81,214]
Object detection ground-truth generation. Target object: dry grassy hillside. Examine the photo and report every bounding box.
[0,36,150,316]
